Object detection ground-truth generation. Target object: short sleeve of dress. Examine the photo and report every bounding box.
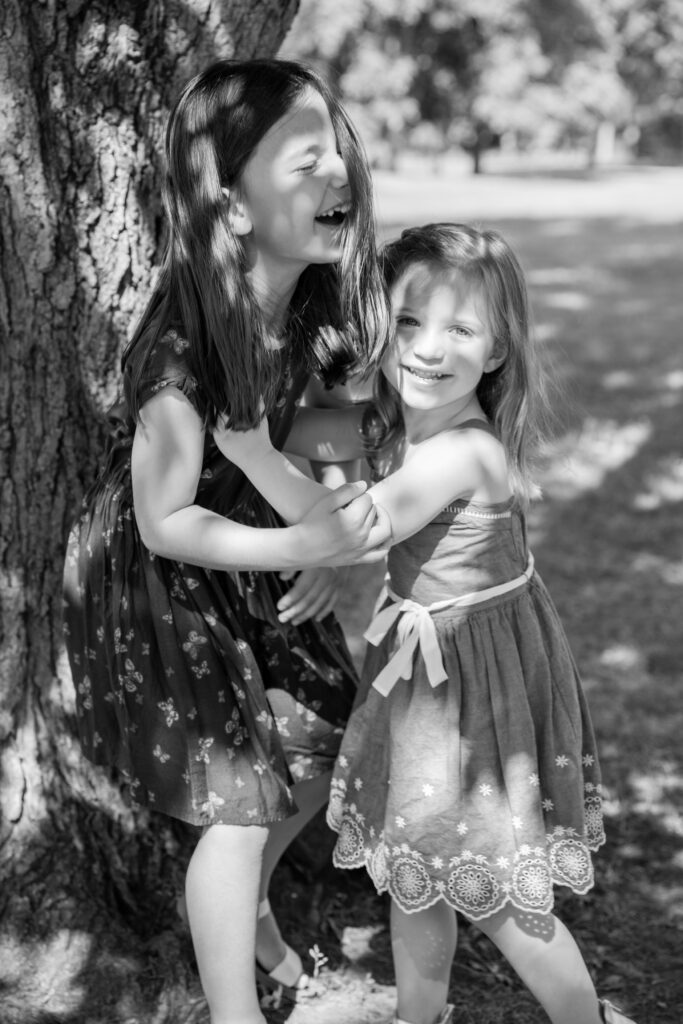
[138,328,205,419]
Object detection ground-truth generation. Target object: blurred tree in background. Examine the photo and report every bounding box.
[280,0,683,172]
[608,0,683,160]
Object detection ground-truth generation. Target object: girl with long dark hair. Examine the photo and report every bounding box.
[63,58,391,1024]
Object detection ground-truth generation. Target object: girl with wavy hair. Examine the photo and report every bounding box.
[216,222,637,1024]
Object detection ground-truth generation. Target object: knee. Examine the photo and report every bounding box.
[473,906,557,945]
[199,822,269,859]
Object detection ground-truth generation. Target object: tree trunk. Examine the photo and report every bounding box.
[0,2,298,1020]
[587,119,617,168]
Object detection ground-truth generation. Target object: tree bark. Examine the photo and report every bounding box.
[0,2,298,1019]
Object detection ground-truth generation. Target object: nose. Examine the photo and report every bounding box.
[412,327,445,362]
[328,150,349,190]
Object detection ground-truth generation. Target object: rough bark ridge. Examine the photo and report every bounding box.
[0,2,298,1020]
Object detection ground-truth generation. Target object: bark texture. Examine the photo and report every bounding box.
[0,2,298,1020]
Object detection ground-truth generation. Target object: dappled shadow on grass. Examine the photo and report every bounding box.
[270,803,683,1024]
[5,208,682,1024]
[330,211,683,1023]
[471,213,683,1022]
[0,805,202,1024]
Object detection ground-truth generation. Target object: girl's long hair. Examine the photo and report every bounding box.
[369,223,551,507]
[123,58,390,428]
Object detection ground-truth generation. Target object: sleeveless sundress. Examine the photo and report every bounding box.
[62,330,357,827]
[327,422,605,920]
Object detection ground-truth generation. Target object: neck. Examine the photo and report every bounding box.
[402,395,486,444]
[244,248,307,335]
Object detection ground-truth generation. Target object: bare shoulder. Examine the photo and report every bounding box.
[135,386,205,465]
[413,422,502,460]
[138,384,203,431]
[437,423,510,503]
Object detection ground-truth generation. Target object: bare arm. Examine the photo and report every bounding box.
[368,427,512,545]
[214,417,509,554]
[132,388,387,570]
[212,412,331,523]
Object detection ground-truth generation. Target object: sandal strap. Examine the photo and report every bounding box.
[600,999,638,1024]
[394,1004,455,1024]
[264,943,304,988]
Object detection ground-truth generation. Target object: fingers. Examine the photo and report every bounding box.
[278,585,335,622]
[279,587,335,624]
[341,502,391,565]
[338,496,378,547]
[302,484,389,568]
[277,568,339,625]
[368,502,393,547]
[325,480,368,511]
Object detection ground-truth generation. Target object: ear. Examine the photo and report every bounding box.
[484,339,506,373]
[221,186,252,237]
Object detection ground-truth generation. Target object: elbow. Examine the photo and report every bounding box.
[134,509,168,558]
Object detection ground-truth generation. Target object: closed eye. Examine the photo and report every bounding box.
[296,159,321,174]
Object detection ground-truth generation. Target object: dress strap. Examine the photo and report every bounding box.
[364,555,535,697]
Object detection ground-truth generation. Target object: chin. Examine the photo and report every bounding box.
[307,246,343,265]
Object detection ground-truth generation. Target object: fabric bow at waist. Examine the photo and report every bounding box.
[364,554,535,697]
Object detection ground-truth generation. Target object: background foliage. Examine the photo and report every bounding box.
[279,0,683,172]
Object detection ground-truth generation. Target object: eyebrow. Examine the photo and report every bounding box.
[279,140,337,170]
[286,141,325,158]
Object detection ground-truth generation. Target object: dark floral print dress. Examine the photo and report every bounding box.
[63,331,357,827]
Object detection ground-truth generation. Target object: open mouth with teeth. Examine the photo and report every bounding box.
[315,201,351,227]
[403,366,449,382]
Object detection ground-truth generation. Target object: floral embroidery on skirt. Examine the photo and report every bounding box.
[327,575,605,919]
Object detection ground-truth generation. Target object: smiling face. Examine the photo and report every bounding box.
[381,263,504,435]
[231,86,351,282]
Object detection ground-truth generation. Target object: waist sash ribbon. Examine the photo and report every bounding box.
[364,554,535,697]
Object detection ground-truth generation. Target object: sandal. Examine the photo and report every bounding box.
[255,898,321,1005]
[599,998,638,1024]
[394,1005,455,1024]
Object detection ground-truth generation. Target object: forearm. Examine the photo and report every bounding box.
[137,504,317,572]
[238,447,331,523]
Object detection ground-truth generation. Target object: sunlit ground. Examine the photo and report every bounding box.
[373,155,683,227]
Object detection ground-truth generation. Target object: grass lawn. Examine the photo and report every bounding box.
[265,162,683,1024]
[7,162,680,1024]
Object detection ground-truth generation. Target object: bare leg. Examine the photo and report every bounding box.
[474,906,602,1024]
[185,823,268,1024]
[391,899,458,1024]
[255,771,331,971]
